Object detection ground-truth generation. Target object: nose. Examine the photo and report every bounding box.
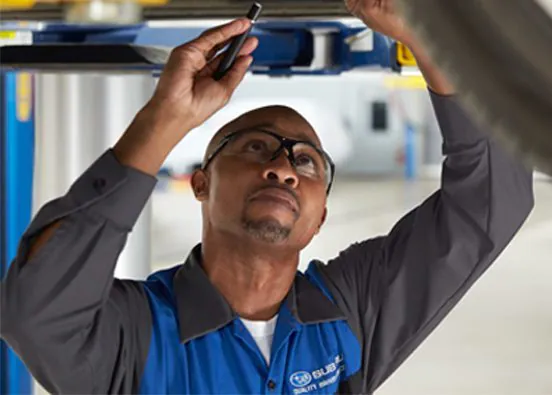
[262,151,299,189]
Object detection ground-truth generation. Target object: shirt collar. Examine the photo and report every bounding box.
[173,244,346,344]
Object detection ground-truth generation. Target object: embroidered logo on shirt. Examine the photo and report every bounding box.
[290,371,313,388]
[289,354,345,394]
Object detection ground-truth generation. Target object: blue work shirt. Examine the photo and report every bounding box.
[140,246,361,394]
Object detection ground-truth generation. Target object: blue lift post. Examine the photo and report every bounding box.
[0,71,35,395]
[0,20,397,394]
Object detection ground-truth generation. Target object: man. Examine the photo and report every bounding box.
[0,1,534,394]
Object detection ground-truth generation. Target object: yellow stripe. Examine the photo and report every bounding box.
[0,0,34,10]
[16,73,32,122]
[0,0,167,7]
[383,75,427,90]
[0,31,17,39]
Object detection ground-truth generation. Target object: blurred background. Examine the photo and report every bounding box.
[1,1,552,394]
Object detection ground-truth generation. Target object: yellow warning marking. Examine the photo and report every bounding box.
[0,0,167,9]
[0,30,33,46]
[16,73,32,122]
[0,0,34,10]
[0,31,17,39]
[396,42,417,67]
[384,75,426,90]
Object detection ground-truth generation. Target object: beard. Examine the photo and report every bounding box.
[241,217,292,244]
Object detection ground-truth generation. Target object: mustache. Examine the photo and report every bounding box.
[248,184,301,211]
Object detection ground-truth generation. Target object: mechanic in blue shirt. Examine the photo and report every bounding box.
[1,1,534,394]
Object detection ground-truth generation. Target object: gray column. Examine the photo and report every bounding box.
[33,72,155,280]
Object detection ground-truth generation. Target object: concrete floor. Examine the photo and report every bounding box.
[151,176,552,395]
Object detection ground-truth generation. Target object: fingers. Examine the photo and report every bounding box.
[195,18,251,55]
[219,55,253,93]
[199,36,258,78]
[383,0,395,13]
[170,19,251,74]
[205,39,232,63]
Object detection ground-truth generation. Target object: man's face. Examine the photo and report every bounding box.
[192,106,329,249]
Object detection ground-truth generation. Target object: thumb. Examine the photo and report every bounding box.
[219,55,253,94]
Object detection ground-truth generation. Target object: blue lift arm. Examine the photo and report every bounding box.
[0,20,397,75]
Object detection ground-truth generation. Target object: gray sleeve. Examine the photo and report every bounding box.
[313,90,534,393]
[0,150,156,394]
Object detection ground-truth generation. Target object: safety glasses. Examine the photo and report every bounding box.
[202,128,335,194]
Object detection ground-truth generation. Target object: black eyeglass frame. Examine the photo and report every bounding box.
[201,129,336,194]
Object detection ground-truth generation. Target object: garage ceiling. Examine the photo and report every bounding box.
[1,0,350,21]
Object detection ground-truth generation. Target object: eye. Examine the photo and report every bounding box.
[295,153,317,169]
[244,139,268,152]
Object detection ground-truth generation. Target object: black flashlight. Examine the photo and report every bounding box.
[213,2,262,81]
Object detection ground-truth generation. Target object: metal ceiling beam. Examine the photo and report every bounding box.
[1,0,350,22]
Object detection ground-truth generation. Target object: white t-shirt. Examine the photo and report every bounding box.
[240,315,278,365]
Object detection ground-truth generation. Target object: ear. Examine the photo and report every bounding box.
[315,207,327,235]
[191,169,209,202]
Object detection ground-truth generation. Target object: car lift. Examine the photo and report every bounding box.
[0,20,398,74]
[0,20,411,394]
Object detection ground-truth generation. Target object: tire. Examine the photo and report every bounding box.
[395,0,552,174]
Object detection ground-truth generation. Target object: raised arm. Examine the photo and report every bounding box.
[0,149,157,393]
[308,2,535,393]
[0,20,257,393]
[312,85,534,394]
[372,89,533,388]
